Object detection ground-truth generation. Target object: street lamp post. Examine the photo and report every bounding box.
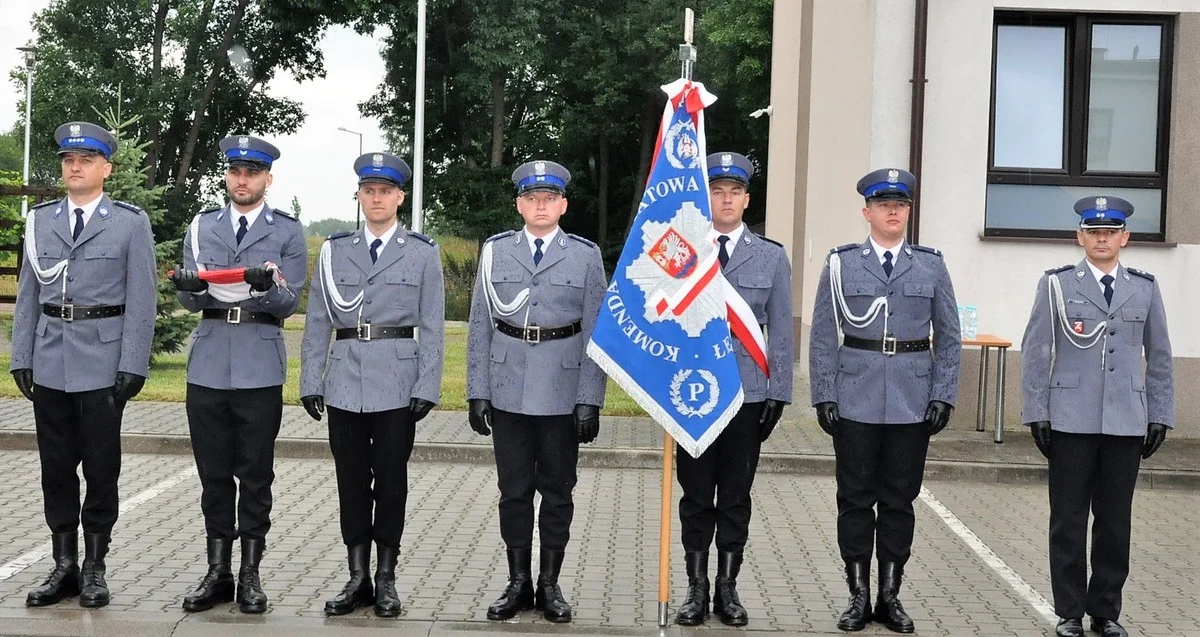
[336,126,363,229]
[17,45,38,217]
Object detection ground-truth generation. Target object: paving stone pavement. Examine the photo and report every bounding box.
[0,450,1197,636]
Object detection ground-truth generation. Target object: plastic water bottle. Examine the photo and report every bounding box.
[964,305,978,339]
[957,304,966,337]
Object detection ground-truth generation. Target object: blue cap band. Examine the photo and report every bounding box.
[358,165,407,186]
[225,148,274,165]
[59,136,112,158]
[518,174,566,192]
[1079,209,1127,224]
[708,166,750,182]
[862,181,911,198]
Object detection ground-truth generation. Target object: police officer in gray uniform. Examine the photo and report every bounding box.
[809,168,960,633]
[674,152,793,628]
[300,152,445,618]
[10,121,157,609]
[466,160,607,623]
[169,135,308,614]
[1020,197,1173,637]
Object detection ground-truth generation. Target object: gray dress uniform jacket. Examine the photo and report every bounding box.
[1020,261,1174,436]
[299,228,445,412]
[809,238,961,424]
[466,230,607,416]
[11,196,157,392]
[177,205,307,389]
[723,227,794,403]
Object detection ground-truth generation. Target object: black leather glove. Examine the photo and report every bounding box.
[468,399,493,436]
[925,400,953,436]
[1143,422,1168,459]
[301,395,325,421]
[1028,421,1051,459]
[113,372,146,402]
[244,266,274,292]
[758,399,785,442]
[410,398,435,422]
[574,404,600,444]
[11,368,33,401]
[170,264,207,293]
[815,402,839,437]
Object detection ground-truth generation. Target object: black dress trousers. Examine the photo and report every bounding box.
[676,401,763,553]
[327,405,416,548]
[186,383,283,541]
[490,408,579,551]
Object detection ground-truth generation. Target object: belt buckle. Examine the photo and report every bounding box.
[357,323,372,341]
[526,325,541,345]
[882,336,897,356]
[60,304,75,322]
[226,307,242,324]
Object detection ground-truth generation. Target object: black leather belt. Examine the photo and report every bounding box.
[335,325,415,341]
[42,304,124,321]
[843,334,931,356]
[201,308,283,327]
[495,319,582,344]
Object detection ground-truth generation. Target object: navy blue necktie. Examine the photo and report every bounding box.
[72,208,85,241]
[718,235,730,269]
[883,250,894,277]
[1101,274,1114,306]
[236,216,248,245]
[369,238,382,264]
[533,238,544,266]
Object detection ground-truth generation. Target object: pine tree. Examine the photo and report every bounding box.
[94,96,196,361]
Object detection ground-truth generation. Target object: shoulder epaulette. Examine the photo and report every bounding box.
[1127,267,1155,281]
[270,209,296,220]
[1044,264,1074,275]
[326,231,355,241]
[485,230,516,243]
[407,230,435,246]
[911,244,942,257]
[754,233,782,248]
[830,243,858,254]
[112,200,143,214]
[200,207,221,215]
[31,199,58,211]
[567,233,597,249]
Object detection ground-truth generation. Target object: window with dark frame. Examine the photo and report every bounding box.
[986,12,1174,241]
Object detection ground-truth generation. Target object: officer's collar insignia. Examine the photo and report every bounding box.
[98,206,110,219]
[217,210,225,221]
[372,154,384,167]
[904,246,912,255]
[1095,197,1107,211]
[238,136,250,149]
[534,161,546,176]
[1077,270,1085,278]
[720,153,732,167]
[352,237,360,245]
[862,248,871,256]
[1123,271,1130,281]
[514,234,523,245]
[744,234,751,245]
[69,124,81,137]
[54,207,63,217]
[887,169,899,183]
[558,236,566,247]
[265,211,274,224]
[398,236,405,245]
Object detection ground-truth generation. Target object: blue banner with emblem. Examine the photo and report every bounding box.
[585,79,743,458]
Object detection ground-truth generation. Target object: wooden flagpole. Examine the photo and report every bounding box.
[658,8,696,628]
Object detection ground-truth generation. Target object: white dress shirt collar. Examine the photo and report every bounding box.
[231,201,266,234]
[869,236,904,266]
[365,222,401,259]
[66,193,104,229]
[1086,259,1120,292]
[524,226,560,257]
[717,223,746,258]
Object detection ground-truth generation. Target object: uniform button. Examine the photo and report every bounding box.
[532,301,539,306]
[532,280,539,287]
[67,276,74,282]
[70,255,76,261]
[1109,330,1116,336]
[1109,348,1115,354]
[888,311,894,317]
[365,299,372,305]
[1109,367,1115,372]
[368,278,375,285]
[235,256,242,263]
[888,290,894,296]
[1109,314,1115,320]
[66,297,73,303]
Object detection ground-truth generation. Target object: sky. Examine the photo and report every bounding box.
[0,0,390,224]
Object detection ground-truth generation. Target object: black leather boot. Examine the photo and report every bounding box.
[873,562,914,633]
[675,550,710,626]
[236,537,268,614]
[713,550,748,626]
[26,532,80,607]
[534,549,572,623]
[837,561,871,631]
[487,547,535,620]
[373,543,401,617]
[324,544,373,615]
[182,538,235,611]
[78,533,110,608]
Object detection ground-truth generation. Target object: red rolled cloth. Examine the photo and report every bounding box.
[165,268,247,284]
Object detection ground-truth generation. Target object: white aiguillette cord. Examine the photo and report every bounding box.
[828,251,888,342]
[1047,273,1107,374]
[23,209,70,301]
[479,239,533,330]
[319,239,365,325]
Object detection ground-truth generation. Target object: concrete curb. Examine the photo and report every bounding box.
[1,431,1197,490]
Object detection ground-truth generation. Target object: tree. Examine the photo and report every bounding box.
[305,217,356,237]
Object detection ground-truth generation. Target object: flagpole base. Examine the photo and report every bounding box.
[658,601,669,627]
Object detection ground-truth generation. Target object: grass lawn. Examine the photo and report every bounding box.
[0,325,648,417]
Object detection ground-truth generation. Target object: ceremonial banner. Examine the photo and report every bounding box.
[587,79,758,458]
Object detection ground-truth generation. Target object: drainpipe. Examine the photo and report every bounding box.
[908,0,929,244]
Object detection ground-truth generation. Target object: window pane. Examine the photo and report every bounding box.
[985,183,1162,234]
[1087,25,1161,172]
[993,26,1066,169]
